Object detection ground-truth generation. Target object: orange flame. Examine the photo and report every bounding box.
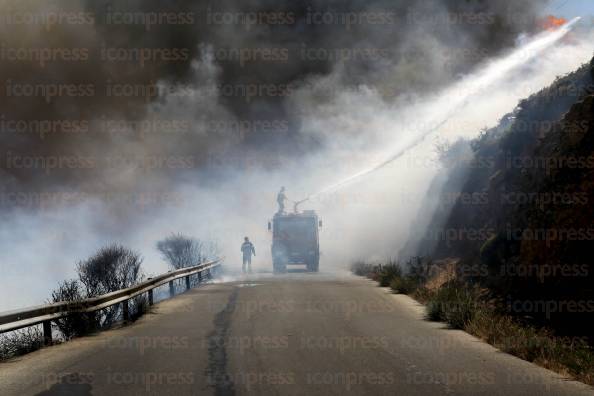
[540,15,568,31]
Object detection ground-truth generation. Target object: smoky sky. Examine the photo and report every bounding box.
[0,0,551,209]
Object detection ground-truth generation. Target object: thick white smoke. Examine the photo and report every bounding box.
[285,21,593,266]
[1,22,593,311]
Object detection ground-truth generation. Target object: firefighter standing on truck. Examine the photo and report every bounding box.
[277,187,287,214]
[241,237,256,273]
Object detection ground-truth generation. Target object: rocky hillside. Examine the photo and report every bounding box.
[404,57,594,337]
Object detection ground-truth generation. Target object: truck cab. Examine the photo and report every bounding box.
[268,210,321,273]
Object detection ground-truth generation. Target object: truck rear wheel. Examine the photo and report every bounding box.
[307,259,319,272]
[273,259,287,274]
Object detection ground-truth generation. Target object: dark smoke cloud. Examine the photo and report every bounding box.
[0,0,550,210]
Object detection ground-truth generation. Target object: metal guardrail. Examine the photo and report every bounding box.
[0,259,222,344]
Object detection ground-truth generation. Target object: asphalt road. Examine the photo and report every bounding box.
[1,272,592,395]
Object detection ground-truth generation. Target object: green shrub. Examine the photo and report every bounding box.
[405,256,429,285]
[425,281,485,329]
[351,261,376,277]
[426,298,443,321]
[389,276,419,294]
[377,262,402,287]
[411,286,434,304]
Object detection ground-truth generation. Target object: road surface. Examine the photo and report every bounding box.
[0,272,592,395]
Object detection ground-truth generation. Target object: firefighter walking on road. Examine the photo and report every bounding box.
[241,237,256,273]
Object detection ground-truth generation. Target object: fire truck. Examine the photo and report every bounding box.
[268,210,321,273]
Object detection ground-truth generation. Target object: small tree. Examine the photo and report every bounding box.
[156,233,204,269]
[77,244,143,295]
[50,279,97,339]
[76,244,144,326]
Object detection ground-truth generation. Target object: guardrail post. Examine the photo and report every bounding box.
[42,320,52,345]
[169,280,175,297]
[148,289,154,306]
[122,300,129,322]
[185,275,190,290]
[198,271,203,283]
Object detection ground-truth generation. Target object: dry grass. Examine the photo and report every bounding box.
[423,258,459,291]
[352,259,594,386]
[466,309,594,385]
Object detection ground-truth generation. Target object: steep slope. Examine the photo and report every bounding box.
[406,57,594,336]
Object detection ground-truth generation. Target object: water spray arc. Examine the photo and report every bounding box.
[296,17,582,207]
